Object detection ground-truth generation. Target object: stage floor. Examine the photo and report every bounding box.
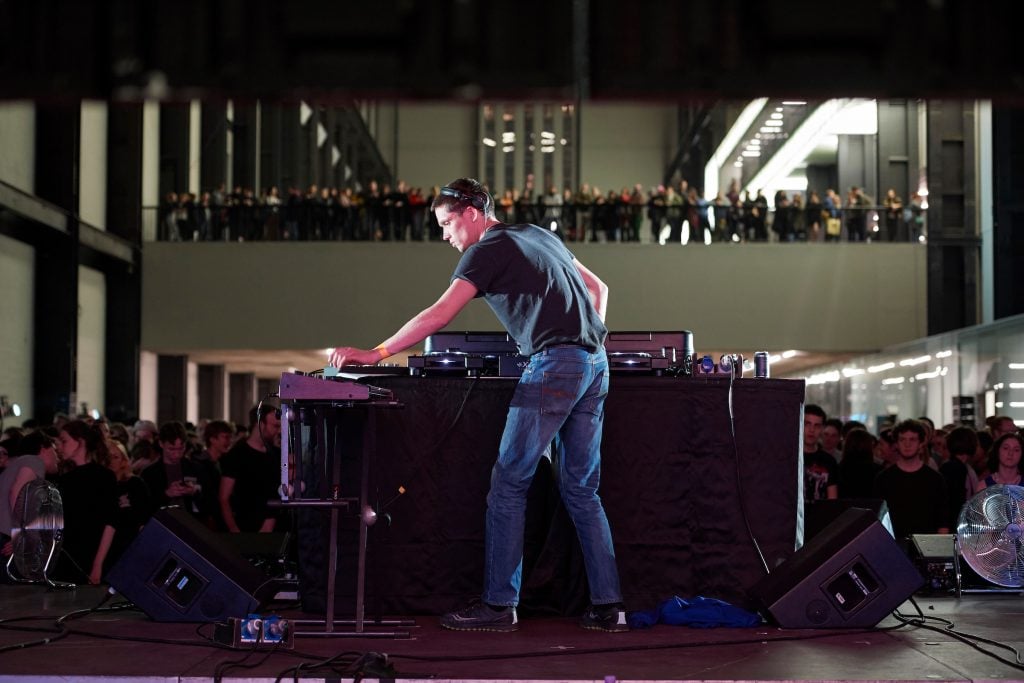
[1,584,1023,682]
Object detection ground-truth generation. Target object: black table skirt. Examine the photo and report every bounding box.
[294,375,804,616]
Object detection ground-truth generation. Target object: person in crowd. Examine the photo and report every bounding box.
[103,438,152,572]
[977,432,1024,489]
[772,190,791,242]
[803,404,839,502]
[139,421,209,517]
[883,188,903,241]
[823,188,842,242]
[663,185,683,245]
[939,426,979,527]
[130,419,160,473]
[646,185,666,244]
[55,420,118,584]
[873,427,898,467]
[821,418,844,462]
[790,192,806,241]
[805,190,823,242]
[987,415,1019,441]
[328,177,626,633]
[0,431,61,555]
[873,419,949,545]
[219,406,281,533]
[974,430,995,480]
[192,420,233,530]
[837,429,882,498]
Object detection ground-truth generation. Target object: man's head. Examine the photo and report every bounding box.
[248,405,281,446]
[133,419,158,443]
[18,430,60,474]
[989,415,1018,440]
[946,426,979,460]
[822,418,843,453]
[893,419,927,462]
[158,421,189,465]
[431,178,496,252]
[203,420,234,457]
[803,404,826,451]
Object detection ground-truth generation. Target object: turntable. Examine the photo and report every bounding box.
[408,351,486,377]
[607,352,672,375]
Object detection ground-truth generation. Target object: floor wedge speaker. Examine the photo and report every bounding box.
[751,507,924,628]
[107,507,269,622]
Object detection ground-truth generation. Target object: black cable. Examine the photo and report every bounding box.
[0,587,114,654]
[889,597,1024,671]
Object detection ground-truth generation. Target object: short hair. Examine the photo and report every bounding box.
[842,419,866,436]
[945,426,979,458]
[430,177,494,217]
[203,420,233,446]
[804,404,826,421]
[158,421,188,444]
[990,415,1016,433]
[824,418,843,433]
[893,419,927,442]
[987,433,1024,475]
[18,430,55,456]
[248,404,280,429]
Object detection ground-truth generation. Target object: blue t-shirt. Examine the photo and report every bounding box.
[452,223,606,356]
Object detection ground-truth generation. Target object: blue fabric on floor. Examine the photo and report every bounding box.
[628,596,763,629]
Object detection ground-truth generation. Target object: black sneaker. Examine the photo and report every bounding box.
[440,601,519,632]
[579,603,629,632]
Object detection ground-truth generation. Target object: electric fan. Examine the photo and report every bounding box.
[955,484,1024,590]
[5,478,73,588]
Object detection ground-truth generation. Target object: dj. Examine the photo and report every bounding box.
[329,177,626,633]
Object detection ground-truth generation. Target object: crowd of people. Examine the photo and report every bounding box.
[802,407,1022,548]
[0,407,282,585]
[155,177,927,245]
[4,398,1010,588]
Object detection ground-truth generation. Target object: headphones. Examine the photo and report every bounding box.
[439,185,488,211]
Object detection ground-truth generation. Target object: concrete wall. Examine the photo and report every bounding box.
[79,100,108,229]
[141,242,927,355]
[0,101,35,193]
[390,102,677,195]
[76,266,106,414]
[394,103,478,189]
[580,103,677,192]
[0,233,35,416]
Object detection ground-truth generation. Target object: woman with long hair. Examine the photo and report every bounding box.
[977,432,1024,489]
[838,428,883,498]
[56,420,118,584]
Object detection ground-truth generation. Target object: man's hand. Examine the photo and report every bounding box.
[329,347,382,367]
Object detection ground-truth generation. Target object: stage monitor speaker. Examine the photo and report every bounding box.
[107,507,270,622]
[805,498,893,542]
[751,507,924,628]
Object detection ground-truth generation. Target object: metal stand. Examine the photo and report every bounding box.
[272,402,412,638]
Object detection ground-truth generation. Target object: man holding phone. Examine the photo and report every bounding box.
[139,421,208,517]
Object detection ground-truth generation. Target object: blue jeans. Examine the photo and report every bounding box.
[482,345,623,607]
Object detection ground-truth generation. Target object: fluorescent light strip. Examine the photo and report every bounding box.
[744,99,849,196]
[704,98,769,199]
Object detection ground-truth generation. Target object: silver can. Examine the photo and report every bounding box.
[754,351,770,378]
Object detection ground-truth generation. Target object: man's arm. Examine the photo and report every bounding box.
[330,277,479,366]
[219,476,240,533]
[573,258,608,322]
[8,466,37,513]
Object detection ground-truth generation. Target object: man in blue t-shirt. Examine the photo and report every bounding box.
[330,177,626,633]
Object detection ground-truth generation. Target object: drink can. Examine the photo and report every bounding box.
[754,351,770,378]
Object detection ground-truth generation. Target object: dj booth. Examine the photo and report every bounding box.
[291,374,805,617]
